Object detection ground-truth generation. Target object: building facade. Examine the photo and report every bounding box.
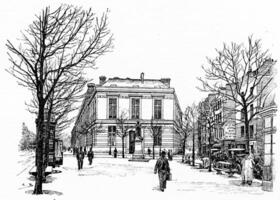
[71,73,183,155]
[198,90,236,156]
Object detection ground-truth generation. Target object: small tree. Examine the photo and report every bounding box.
[198,36,275,153]
[150,117,162,159]
[19,122,36,151]
[178,108,191,163]
[116,110,130,158]
[189,104,198,166]
[75,120,103,148]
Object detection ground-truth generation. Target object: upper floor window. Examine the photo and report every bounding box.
[250,104,254,118]
[241,126,245,137]
[109,98,117,119]
[154,99,162,119]
[241,108,245,120]
[131,98,140,119]
[249,125,254,138]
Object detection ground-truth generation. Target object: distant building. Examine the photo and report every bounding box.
[198,58,276,162]
[71,73,183,155]
[198,90,236,156]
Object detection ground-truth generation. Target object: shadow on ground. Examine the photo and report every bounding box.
[25,189,63,196]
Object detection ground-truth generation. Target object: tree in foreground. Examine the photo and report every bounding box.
[6,5,112,194]
[116,110,130,158]
[197,36,275,153]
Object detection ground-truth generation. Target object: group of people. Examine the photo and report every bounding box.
[76,147,94,170]
[147,147,173,161]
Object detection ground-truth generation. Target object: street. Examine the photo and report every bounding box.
[13,152,277,200]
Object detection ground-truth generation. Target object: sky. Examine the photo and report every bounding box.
[0,0,279,153]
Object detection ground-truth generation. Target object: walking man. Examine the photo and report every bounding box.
[87,147,94,165]
[154,151,170,192]
[76,147,85,170]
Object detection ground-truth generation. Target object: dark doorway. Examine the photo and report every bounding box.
[129,130,136,154]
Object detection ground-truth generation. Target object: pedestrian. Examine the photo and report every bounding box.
[154,151,170,192]
[84,147,87,155]
[76,147,85,170]
[87,147,94,165]
[241,153,254,185]
[167,149,173,161]
[147,147,151,156]
[113,147,118,158]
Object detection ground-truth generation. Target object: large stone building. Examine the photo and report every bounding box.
[71,73,183,155]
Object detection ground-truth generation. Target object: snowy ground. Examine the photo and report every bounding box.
[9,152,279,200]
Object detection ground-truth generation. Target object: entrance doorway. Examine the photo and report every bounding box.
[129,130,136,154]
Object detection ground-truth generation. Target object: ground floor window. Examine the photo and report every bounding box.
[154,126,162,146]
[108,126,116,146]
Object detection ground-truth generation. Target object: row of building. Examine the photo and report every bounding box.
[196,59,276,159]
[71,59,276,161]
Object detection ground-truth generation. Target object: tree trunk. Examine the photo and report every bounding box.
[244,106,250,153]
[122,137,125,158]
[109,136,112,155]
[192,124,195,166]
[152,143,155,159]
[208,127,212,172]
[33,102,44,194]
[182,138,186,163]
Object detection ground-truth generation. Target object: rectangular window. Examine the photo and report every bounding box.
[108,126,116,146]
[109,98,117,119]
[131,98,140,119]
[241,109,245,120]
[250,104,254,118]
[249,125,254,138]
[241,126,245,137]
[154,99,162,119]
[154,126,162,146]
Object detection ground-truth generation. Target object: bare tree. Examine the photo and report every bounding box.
[149,117,162,159]
[198,97,216,171]
[116,111,130,158]
[75,120,103,147]
[189,104,198,166]
[178,108,192,163]
[6,5,112,194]
[197,36,275,153]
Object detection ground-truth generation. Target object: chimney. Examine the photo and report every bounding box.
[160,78,171,87]
[87,83,95,93]
[140,72,144,83]
[99,76,106,85]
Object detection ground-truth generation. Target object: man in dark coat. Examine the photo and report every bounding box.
[113,147,118,158]
[154,151,170,192]
[76,147,85,170]
[87,147,94,165]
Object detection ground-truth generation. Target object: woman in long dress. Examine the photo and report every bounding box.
[241,154,254,185]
